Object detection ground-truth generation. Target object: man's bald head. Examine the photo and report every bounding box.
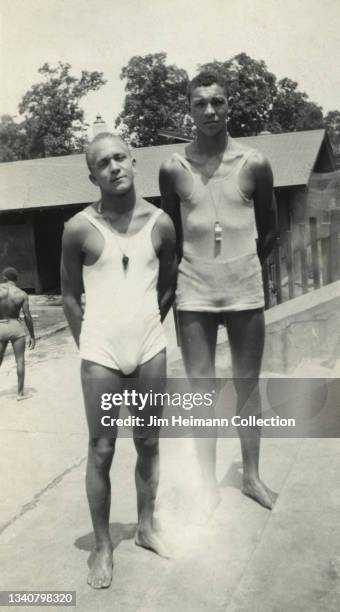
[2,266,18,282]
[86,133,131,172]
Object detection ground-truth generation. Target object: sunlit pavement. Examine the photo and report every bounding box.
[1,314,340,611]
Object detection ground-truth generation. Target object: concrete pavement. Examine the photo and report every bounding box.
[1,316,340,611]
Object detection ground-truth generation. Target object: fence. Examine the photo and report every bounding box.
[263,209,340,309]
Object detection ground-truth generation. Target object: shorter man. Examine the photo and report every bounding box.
[0,267,35,399]
[61,133,177,589]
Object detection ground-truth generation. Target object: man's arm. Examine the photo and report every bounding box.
[22,295,35,349]
[159,160,183,262]
[154,212,177,322]
[251,154,278,264]
[60,218,85,347]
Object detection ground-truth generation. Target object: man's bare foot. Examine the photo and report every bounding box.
[135,527,170,559]
[87,547,113,589]
[242,479,277,510]
[17,393,30,401]
[193,487,221,525]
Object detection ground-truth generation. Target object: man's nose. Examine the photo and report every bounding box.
[109,159,119,172]
[204,103,215,116]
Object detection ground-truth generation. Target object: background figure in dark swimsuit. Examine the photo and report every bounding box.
[0,267,35,399]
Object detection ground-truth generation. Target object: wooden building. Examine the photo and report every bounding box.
[0,129,336,292]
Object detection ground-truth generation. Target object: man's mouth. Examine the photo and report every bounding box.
[111,176,125,183]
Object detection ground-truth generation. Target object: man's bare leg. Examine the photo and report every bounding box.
[11,336,26,399]
[177,312,221,519]
[133,350,169,557]
[0,340,8,366]
[224,309,277,509]
[81,360,119,589]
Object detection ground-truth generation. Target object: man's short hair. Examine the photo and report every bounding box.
[2,266,18,282]
[86,133,131,172]
[187,71,228,102]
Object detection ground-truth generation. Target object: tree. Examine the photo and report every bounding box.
[201,53,278,136]
[0,63,106,162]
[19,62,106,158]
[0,115,28,162]
[116,52,332,143]
[324,110,340,167]
[115,53,190,147]
[270,78,323,133]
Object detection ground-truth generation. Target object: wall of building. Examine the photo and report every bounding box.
[33,209,65,292]
[0,205,85,293]
[0,213,39,290]
[263,279,340,373]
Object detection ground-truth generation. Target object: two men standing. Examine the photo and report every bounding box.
[61,69,277,589]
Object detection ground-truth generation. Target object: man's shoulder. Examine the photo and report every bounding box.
[64,207,95,236]
[11,286,27,303]
[141,201,173,231]
[0,284,8,298]
[231,138,271,175]
[160,145,193,175]
[62,209,95,253]
[153,208,176,241]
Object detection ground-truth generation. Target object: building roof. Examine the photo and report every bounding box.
[0,129,330,212]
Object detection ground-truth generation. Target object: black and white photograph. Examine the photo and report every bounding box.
[1,1,340,610]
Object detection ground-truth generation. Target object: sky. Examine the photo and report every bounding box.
[1,0,340,132]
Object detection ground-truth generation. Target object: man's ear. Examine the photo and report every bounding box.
[132,157,137,173]
[89,173,98,186]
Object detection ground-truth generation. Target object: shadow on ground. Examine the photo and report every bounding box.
[0,385,37,400]
[75,521,137,560]
[219,460,243,490]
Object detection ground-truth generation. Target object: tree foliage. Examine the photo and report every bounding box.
[324,110,340,167]
[270,78,323,133]
[0,115,28,162]
[201,53,277,136]
[0,63,106,162]
[115,53,190,146]
[200,55,324,136]
[117,52,332,145]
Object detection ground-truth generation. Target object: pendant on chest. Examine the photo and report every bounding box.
[122,255,129,271]
[214,221,223,243]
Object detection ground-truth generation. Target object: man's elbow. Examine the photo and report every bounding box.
[62,292,81,313]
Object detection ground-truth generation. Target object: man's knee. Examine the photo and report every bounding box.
[234,376,259,396]
[188,363,215,378]
[88,437,116,470]
[134,435,159,457]
[16,359,25,373]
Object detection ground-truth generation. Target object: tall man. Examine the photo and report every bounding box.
[160,71,278,513]
[0,267,35,399]
[61,133,176,589]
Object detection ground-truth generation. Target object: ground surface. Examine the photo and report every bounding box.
[0,308,340,611]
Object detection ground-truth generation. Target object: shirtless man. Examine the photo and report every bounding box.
[0,267,35,399]
[61,133,176,589]
[160,71,278,513]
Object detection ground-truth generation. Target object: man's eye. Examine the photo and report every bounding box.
[212,99,225,106]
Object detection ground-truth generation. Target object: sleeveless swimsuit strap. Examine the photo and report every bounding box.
[79,210,107,236]
[79,207,163,237]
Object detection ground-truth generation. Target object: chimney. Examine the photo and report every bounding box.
[93,114,107,136]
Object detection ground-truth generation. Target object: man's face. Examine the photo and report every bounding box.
[189,83,228,137]
[88,137,135,195]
